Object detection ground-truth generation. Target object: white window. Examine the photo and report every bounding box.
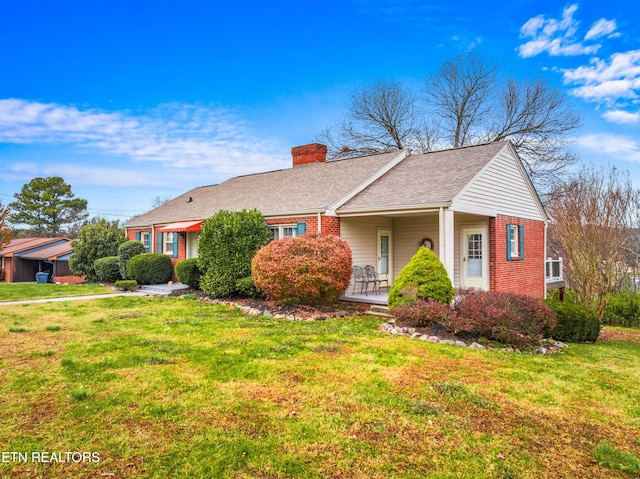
[141,232,150,251]
[507,224,524,261]
[164,232,175,255]
[269,224,298,240]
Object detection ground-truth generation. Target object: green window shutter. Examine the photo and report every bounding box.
[135,232,141,241]
[157,232,163,253]
[296,222,307,236]
[172,232,179,258]
[506,224,512,261]
[519,225,525,260]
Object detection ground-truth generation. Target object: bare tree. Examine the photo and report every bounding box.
[317,80,420,159]
[426,52,497,148]
[487,79,581,188]
[318,52,581,192]
[547,166,640,317]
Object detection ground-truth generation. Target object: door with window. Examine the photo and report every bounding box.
[461,227,488,289]
[377,229,392,284]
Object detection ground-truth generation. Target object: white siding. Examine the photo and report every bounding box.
[455,147,545,221]
[392,215,439,281]
[341,217,392,289]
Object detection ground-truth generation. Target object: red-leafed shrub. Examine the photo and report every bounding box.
[455,290,557,348]
[252,234,352,305]
[391,298,455,329]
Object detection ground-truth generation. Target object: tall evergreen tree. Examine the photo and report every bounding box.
[9,176,88,236]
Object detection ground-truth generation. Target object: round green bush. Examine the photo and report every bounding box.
[126,253,173,285]
[235,276,264,299]
[175,258,202,289]
[118,240,147,279]
[93,256,122,283]
[546,299,601,343]
[388,247,455,308]
[115,279,138,291]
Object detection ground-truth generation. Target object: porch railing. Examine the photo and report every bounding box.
[545,257,563,282]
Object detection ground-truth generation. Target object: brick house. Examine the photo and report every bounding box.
[124,141,550,298]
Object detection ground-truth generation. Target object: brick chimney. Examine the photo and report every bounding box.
[291,143,328,167]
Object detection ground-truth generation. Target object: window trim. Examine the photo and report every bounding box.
[506,223,525,261]
[268,222,306,240]
[141,232,151,252]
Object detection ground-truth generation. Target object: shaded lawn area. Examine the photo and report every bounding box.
[0,283,114,302]
[1,296,639,478]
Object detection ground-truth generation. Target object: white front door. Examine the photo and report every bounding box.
[461,227,488,289]
[377,229,392,285]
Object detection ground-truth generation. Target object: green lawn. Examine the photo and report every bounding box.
[0,282,114,302]
[1,296,639,478]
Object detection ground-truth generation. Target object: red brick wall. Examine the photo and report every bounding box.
[291,143,327,167]
[489,215,545,298]
[265,215,341,236]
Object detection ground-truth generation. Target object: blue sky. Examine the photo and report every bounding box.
[1,0,639,221]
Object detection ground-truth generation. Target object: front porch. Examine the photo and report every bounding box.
[340,289,389,305]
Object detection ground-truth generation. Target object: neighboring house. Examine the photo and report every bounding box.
[124,141,550,298]
[0,237,73,282]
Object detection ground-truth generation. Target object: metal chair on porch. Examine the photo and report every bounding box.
[351,266,369,295]
[365,265,388,295]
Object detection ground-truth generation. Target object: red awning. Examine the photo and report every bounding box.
[158,221,203,232]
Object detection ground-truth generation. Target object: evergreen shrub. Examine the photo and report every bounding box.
[387,247,455,308]
[93,256,122,283]
[546,299,601,342]
[126,253,173,285]
[198,209,272,298]
[175,258,201,289]
[118,240,147,279]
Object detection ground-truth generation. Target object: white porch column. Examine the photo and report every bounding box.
[438,208,455,283]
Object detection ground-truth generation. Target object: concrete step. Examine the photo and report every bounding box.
[140,283,189,295]
[368,305,391,317]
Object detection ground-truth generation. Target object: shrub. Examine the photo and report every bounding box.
[602,292,640,328]
[93,256,122,283]
[456,290,557,349]
[175,258,202,289]
[115,279,138,291]
[198,209,272,298]
[391,298,455,328]
[118,240,147,279]
[546,299,601,343]
[252,234,352,305]
[126,253,173,285]
[387,247,454,308]
[235,276,264,299]
[69,219,126,281]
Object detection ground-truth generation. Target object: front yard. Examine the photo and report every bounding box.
[1,295,639,478]
[0,282,114,302]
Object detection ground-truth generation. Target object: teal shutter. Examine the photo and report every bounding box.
[506,224,512,261]
[172,232,178,258]
[135,231,141,241]
[157,232,163,253]
[519,225,525,260]
[296,222,307,236]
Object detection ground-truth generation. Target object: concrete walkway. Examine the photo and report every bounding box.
[0,292,148,306]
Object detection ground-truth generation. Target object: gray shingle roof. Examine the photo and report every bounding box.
[126,150,402,226]
[338,141,508,212]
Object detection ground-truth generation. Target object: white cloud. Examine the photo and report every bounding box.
[602,110,640,124]
[0,99,291,183]
[577,133,640,162]
[584,18,617,41]
[517,4,616,58]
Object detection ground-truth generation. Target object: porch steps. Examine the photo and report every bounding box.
[367,305,391,318]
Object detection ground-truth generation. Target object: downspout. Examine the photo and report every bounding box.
[544,221,548,299]
[317,212,322,234]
